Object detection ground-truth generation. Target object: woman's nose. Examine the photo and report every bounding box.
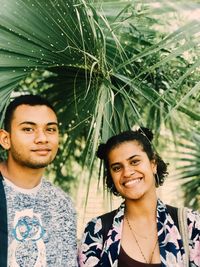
[124,166,135,177]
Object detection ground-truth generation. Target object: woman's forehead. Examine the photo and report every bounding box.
[108,141,144,161]
[110,140,143,152]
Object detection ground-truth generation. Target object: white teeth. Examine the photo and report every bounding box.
[124,178,141,187]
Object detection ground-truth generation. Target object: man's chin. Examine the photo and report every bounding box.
[32,164,48,169]
[24,161,51,169]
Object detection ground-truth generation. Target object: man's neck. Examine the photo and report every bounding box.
[0,161,44,189]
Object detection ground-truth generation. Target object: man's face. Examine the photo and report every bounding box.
[6,104,59,169]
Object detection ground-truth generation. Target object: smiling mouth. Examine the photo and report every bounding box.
[123,178,142,187]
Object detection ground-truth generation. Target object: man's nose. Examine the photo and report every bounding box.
[34,130,48,143]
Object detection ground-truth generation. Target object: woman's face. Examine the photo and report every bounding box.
[108,141,157,200]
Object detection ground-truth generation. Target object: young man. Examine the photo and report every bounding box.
[0,94,77,267]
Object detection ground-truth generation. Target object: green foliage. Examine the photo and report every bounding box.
[0,0,199,207]
[173,128,200,210]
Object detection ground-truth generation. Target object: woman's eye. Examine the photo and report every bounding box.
[112,165,121,172]
[130,159,140,165]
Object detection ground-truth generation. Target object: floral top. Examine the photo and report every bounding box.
[78,199,200,267]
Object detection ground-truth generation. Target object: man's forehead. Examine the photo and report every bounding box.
[12,104,58,124]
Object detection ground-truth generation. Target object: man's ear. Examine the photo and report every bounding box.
[0,129,11,150]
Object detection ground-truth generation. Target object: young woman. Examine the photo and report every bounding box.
[78,128,200,267]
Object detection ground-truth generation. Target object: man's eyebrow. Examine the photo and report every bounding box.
[19,121,58,126]
[47,122,58,126]
[19,121,36,126]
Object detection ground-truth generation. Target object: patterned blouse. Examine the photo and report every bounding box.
[78,199,200,267]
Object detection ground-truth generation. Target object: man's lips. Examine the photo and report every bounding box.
[31,148,51,155]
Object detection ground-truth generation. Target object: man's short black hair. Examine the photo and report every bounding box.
[4,94,56,132]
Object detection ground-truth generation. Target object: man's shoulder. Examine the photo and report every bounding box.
[42,179,72,202]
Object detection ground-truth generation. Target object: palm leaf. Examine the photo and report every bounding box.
[0,0,200,199]
[171,129,200,209]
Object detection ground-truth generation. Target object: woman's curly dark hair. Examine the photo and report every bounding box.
[97,127,168,196]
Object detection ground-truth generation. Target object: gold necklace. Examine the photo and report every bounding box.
[125,215,158,264]
[128,223,157,240]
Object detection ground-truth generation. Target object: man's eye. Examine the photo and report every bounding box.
[22,128,34,132]
[47,127,57,132]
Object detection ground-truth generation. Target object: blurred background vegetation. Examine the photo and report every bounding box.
[0,0,199,210]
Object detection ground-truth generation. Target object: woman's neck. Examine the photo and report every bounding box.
[124,194,157,220]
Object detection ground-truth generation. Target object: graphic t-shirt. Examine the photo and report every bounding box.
[3,178,77,267]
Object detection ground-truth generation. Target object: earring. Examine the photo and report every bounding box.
[155,173,160,187]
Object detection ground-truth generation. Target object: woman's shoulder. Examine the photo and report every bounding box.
[97,209,118,221]
[186,207,200,224]
[84,204,124,235]
[85,209,118,229]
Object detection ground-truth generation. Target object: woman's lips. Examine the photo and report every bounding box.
[123,178,142,187]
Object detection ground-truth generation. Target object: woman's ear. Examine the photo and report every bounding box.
[0,129,11,150]
[151,159,157,174]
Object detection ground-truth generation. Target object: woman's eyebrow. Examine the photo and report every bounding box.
[128,154,140,160]
[110,154,140,167]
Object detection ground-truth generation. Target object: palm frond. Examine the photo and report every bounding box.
[0,0,200,204]
[172,129,200,209]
